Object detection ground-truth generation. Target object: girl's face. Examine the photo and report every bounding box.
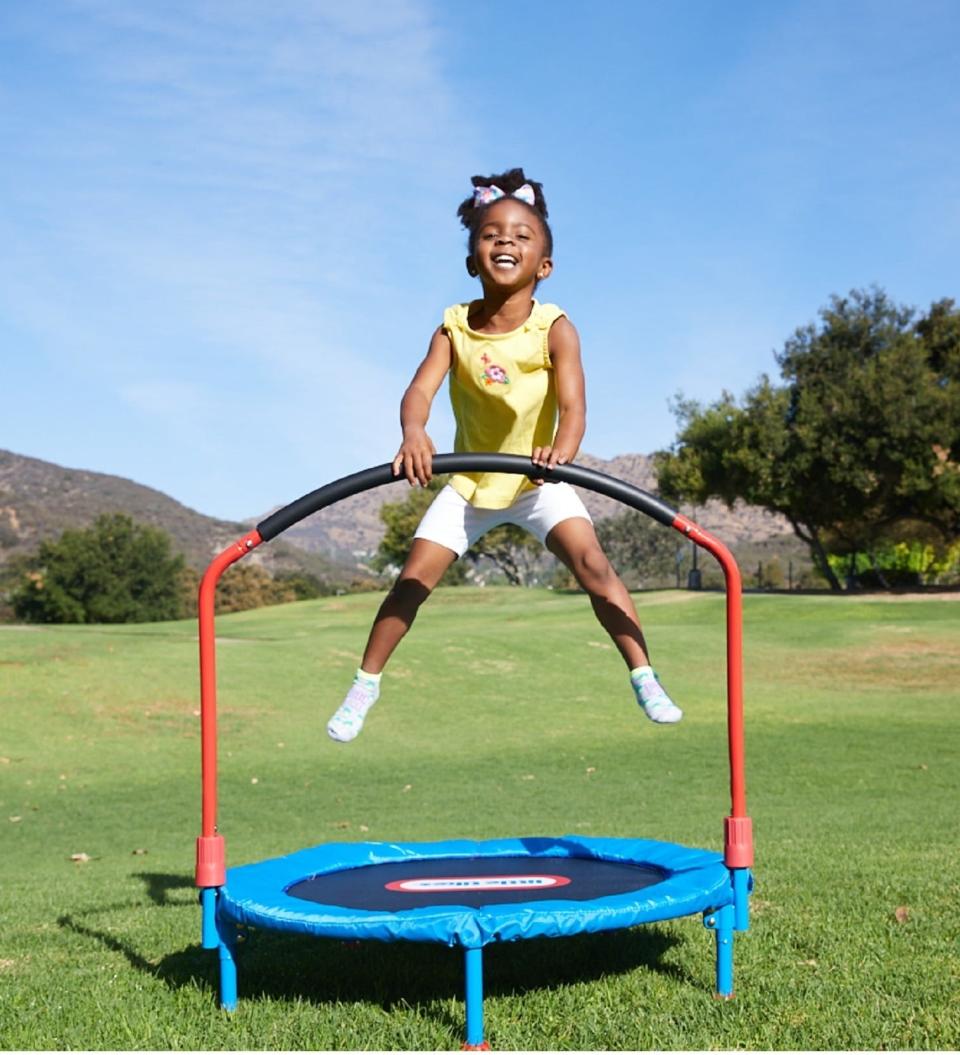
[467,199,553,292]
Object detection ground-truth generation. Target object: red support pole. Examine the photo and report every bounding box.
[195,529,263,888]
[671,515,753,869]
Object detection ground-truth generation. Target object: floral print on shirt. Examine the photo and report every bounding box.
[479,353,510,386]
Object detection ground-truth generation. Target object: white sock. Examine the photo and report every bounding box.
[630,665,683,724]
[327,669,382,743]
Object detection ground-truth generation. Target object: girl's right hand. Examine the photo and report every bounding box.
[393,428,437,487]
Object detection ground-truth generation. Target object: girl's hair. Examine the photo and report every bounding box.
[457,167,553,255]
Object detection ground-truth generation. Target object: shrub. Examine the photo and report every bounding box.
[12,514,187,623]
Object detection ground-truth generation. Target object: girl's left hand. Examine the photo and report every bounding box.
[531,446,571,485]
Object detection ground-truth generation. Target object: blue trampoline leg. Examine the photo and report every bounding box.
[463,946,487,1049]
[704,904,735,998]
[200,887,219,949]
[733,867,751,932]
[217,916,239,1011]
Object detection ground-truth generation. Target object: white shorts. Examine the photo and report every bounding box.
[414,482,592,557]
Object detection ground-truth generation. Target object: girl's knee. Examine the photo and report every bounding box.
[573,546,617,591]
[390,576,432,608]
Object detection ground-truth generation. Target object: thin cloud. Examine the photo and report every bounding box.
[1,0,470,514]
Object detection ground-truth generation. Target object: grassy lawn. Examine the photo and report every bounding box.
[1,587,958,1050]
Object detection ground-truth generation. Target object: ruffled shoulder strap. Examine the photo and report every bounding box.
[442,302,472,334]
[528,301,567,331]
[526,301,567,366]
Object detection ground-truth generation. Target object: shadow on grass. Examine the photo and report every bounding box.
[132,871,197,906]
[58,871,697,1020]
[152,925,690,1023]
[59,912,160,976]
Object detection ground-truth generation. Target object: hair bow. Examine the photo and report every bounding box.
[473,183,536,208]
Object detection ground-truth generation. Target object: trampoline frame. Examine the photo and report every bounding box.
[193,454,754,1048]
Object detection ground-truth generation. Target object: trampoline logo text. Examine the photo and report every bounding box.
[385,873,573,893]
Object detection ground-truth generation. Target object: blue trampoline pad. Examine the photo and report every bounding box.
[218,835,735,948]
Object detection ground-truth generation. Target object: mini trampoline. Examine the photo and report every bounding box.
[194,455,754,1049]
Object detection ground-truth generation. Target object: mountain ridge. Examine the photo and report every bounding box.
[0,448,351,583]
[1,449,795,578]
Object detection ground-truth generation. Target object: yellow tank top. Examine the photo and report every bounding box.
[443,299,566,509]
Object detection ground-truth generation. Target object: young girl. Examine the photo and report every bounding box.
[327,168,681,742]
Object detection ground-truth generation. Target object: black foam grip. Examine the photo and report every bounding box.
[256,454,679,542]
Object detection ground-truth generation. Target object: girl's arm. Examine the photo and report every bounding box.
[393,325,453,486]
[533,316,586,473]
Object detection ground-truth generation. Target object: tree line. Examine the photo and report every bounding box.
[5,286,957,622]
[4,513,331,624]
[654,289,959,590]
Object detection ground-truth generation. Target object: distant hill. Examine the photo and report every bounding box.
[0,448,802,592]
[252,450,795,560]
[0,449,354,584]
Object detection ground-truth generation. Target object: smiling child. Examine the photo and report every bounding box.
[327,168,682,742]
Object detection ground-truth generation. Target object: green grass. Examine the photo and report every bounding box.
[2,588,959,1050]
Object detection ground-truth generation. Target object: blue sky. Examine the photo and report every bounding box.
[3,0,958,521]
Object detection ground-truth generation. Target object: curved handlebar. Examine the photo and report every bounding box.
[257,454,680,541]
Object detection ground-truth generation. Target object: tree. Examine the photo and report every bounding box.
[467,522,545,586]
[595,510,679,588]
[12,514,187,623]
[912,298,960,536]
[216,563,298,613]
[272,570,329,601]
[655,290,960,590]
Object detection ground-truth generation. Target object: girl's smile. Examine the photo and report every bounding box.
[469,198,552,289]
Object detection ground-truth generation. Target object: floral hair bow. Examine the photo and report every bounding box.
[473,183,536,208]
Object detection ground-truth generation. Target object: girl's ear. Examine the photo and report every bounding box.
[465,255,478,278]
[537,257,554,281]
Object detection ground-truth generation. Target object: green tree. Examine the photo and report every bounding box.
[595,510,679,588]
[216,563,297,613]
[655,290,960,590]
[12,514,187,623]
[913,298,960,535]
[467,523,544,586]
[273,570,329,601]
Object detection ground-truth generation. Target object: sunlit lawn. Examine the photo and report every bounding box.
[1,588,958,1049]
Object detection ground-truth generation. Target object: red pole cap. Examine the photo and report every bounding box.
[724,815,754,868]
[195,834,226,888]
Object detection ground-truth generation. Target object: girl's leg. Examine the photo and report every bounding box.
[546,517,650,666]
[545,517,682,723]
[327,539,457,741]
[360,539,459,672]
